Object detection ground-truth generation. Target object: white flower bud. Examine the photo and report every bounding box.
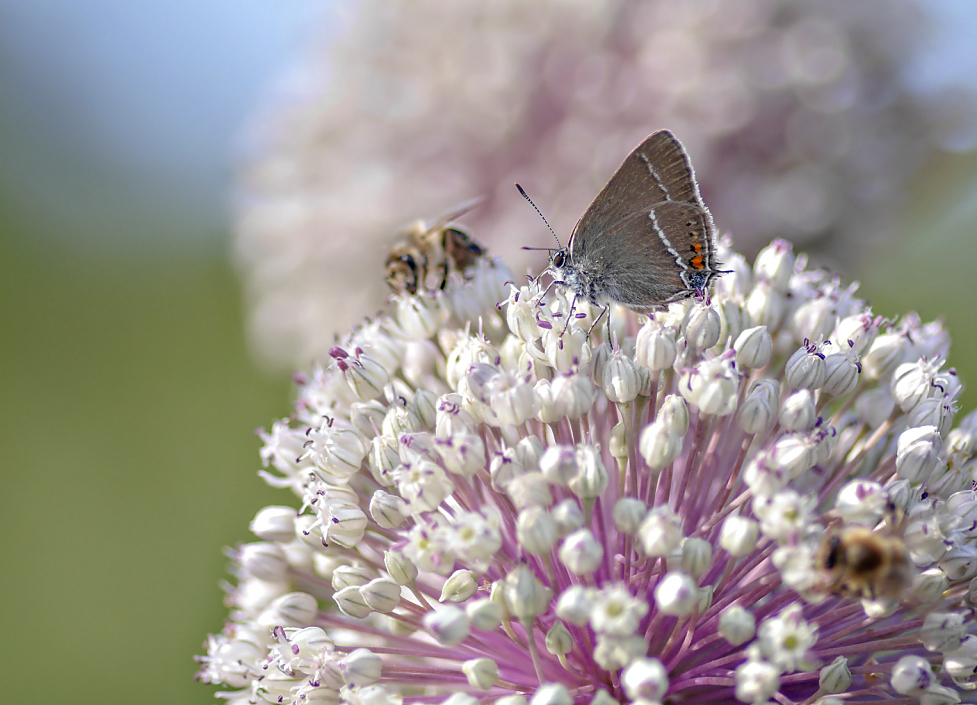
[256,591,318,628]
[785,341,827,390]
[911,568,950,604]
[920,612,966,652]
[443,694,480,705]
[819,656,851,694]
[462,658,499,690]
[535,378,569,423]
[734,326,773,369]
[945,636,977,688]
[778,390,816,431]
[369,436,399,487]
[921,684,961,705]
[640,420,683,470]
[892,358,943,412]
[745,281,786,331]
[792,296,836,345]
[440,570,478,603]
[361,578,402,613]
[435,433,486,476]
[613,498,648,535]
[436,394,477,436]
[551,498,585,538]
[621,658,669,702]
[833,480,887,525]
[569,446,608,499]
[720,514,760,557]
[539,445,577,486]
[496,697,527,705]
[323,502,368,548]
[423,606,470,645]
[718,605,756,645]
[370,490,407,529]
[636,320,677,372]
[506,287,541,341]
[822,345,861,396]
[891,655,934,694]
[332,565,375,590]
[545,621,574,655]
[682,302,722,354]
[384,550,417,586]
[909,397,954,437]
[603,350,640,404]
[396,293,447,341]
[861,331,909,380]
[382,403,421,438]
[834,314,880,355]
[680,357,739,416]
[556,585,594,626]
[609,421,628,460]
[593,634,648,671]
[639,506,684,557]
[333,586,371,619]
[681,537,712,581]
[754,239,794,292]
[941,545,977,582]
[530,684,572,705]
[658,394,690,435]
[340,648,382,686]
[504,565,552,622]
[466,598,503,631]
[589,691,616,705]
[654,571,698,616]
[554,372,597,418]
[735,658,780,704]
[738,378,780,434]
[249,506,298,543]
[238,543,289,583]
[559,529,604,575]
[507,472,553,509]
[517,507,559,556]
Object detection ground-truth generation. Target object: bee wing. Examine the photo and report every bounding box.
[426,197,484,232]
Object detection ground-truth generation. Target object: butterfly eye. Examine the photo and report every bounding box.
[552,252,565,268]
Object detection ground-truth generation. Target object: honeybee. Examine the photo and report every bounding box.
[385,199,487,296]
[816,523,914,602]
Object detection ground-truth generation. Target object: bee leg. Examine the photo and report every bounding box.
[438,258,450,291]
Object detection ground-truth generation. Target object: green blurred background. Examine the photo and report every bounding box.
[0,1,976,704]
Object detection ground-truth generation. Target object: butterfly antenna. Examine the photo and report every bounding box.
[515,183,561,248]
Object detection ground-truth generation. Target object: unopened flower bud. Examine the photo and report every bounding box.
[249,506,298,543]
[340,648,382,686]
[423,606,469,645]
[819,656,851,694]
[613,498,648,535]
[754,239,794,292]
[681,537,712,580]
[654,571,698,616]
[640,420,683,470]
[466,598,503,631]
[569,446,608,499]
[384,550,417,586]
[440,570,478,603]
[603,350,640,403]
[462,658,499,690]
[559,529,604,575]
[734,326,773,369]
[636,320,677,372]
[785,341,827,390]
[718,605,755,645]
[720,514,759,556]
[683,302,722,354]
[545,621,574,655]
[517,507,558,556]
[551,498,585,538]
[891,655,933,695]
[334,586,371,619]
[621,658,669,701]
[738,378,780,434]
[361,578,402,613]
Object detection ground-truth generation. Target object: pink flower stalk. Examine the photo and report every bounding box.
[199,239,977,705]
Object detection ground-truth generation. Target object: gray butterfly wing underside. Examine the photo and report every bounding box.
[568,130,704,257]
[566,130,713,310]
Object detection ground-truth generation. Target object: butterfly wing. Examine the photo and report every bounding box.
[566,131,717,309]
[569,130,704,256]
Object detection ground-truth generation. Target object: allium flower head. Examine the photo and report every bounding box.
[200,237,977,705]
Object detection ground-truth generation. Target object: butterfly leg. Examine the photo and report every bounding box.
[560,295,578,335]
[587,304,610,343]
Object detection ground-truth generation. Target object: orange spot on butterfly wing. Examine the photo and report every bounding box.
[690,255,705,270]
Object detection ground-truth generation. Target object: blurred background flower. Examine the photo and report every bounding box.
[2,1,977,705]
[235,0,977,368]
